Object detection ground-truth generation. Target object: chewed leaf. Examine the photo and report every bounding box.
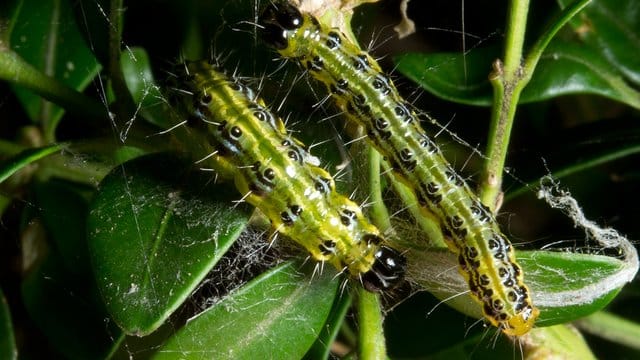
[407,249,631,327]
[87,153,252,335]
[153,261,339,359]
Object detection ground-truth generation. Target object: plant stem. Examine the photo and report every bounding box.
[0,50,105,121]
[480,0,530,210]
[368,147,392,232]
[506,143,640,201]
[383,161,446,248]
[523,0,592,77]
[576,311,640,350]
[37,153,113,186]
[357,287,386,360]
[307,292,352,359]
[480,0,592,210]
[40,0,61,142]
[0,143,66,184]
[109,0,137,131]
[104,333,126,360]
[525,325,596,359]
[502,0,530,78]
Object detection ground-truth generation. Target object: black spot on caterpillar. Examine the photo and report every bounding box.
[169,60,406,292]
[259,2,539,335]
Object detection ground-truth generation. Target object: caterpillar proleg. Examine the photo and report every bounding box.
[259,2,539,335]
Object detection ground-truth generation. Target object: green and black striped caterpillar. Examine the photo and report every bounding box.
[259,2,539,336]
[168,60,406,292]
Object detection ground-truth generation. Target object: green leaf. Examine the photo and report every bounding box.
[0,143,65,184]
[121,47,174,129]
[153,261,340,360]
[87,153,252,335]
[21,179,122,358]
[559,0,640,86]
[395,323,596,359]
[384,291,493,358]
[33,180,91,278]
[0,288,17,360]
[522,251,625,325]
[304,292,352,360]
[393,48,496,106]
[21,238,122,359]
[506,142,640,201]
[395,40,640,108]
[9,0,101,136]
[111,145,151,165]
[70,0,110,66]
[0,50,106,123]
[576,311,640,351]
[0,0,22,44]
[394,0,640,109]
[525,39,640,108]
[409,249,629,327]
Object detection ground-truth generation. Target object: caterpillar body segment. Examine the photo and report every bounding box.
[259,2,538,335]
[170,60,406,292]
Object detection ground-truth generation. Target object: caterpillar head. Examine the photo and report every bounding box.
[259,2,303,50]
[361,246,406,292]
[501,303,540,337]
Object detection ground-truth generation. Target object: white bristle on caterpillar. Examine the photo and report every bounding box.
[168,60,406,292]
[259,2,539,336]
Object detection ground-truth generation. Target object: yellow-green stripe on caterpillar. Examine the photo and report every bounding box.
[259,3,538,336]
[169,60,406,292]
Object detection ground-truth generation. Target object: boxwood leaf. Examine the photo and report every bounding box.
[8,0,101,130]
[154,261,339,359]
[395,40,640,108]
[120,46,174,129]
[558,0,640,86]
[87,153,252,335]
[409,249,631,327]
[22,253,122,359]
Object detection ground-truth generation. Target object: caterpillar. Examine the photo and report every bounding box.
[259,2,539,336]
[168,60,406,292]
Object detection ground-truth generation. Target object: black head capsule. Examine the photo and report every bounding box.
[259,3,303,49]
[362,246,407,292]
